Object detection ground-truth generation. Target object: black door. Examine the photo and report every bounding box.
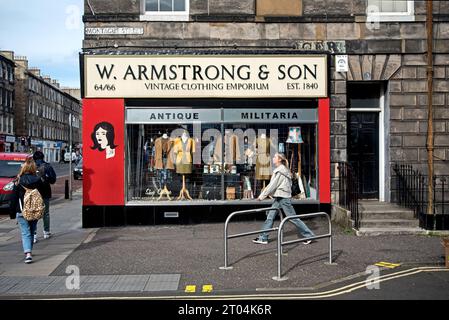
[348,112,379,199]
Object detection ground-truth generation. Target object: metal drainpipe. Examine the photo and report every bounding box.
[426,1,434,215]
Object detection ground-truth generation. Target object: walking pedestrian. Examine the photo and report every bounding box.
[32,151,57,242]
[9,157,44,263]
[253,153,315,245]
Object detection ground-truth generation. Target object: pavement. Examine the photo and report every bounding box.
[0,189,448,299]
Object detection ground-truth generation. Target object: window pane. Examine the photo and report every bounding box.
[145,0,158,11]
[393,0,407,12]
[376,0,408,13]
[348,83,382,109]
[368,0,381,11]
[380,0,394,12]
[174,0,185,11]
[160,0,172,11]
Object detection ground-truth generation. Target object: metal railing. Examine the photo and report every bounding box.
[220,207,283,270]
[392,164,449,230]
[338,162,360,229]
[273,212,335,281]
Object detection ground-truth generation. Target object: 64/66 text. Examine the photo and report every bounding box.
[94,84,116,91]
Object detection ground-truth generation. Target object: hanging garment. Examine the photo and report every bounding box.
[210,134,241,165]
[255,137,272,180]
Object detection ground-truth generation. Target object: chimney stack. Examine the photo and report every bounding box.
[51,79,60,88]
[28,68,41,77]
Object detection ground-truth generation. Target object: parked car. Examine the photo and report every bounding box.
[73,159,83,180]
[0,153,32,210]
[64,151,77,163]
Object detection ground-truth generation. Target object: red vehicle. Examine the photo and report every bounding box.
[0,153,32,209]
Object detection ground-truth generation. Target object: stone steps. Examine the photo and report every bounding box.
[356,201,423,236]
[360,210,415,220]
[356,227,426,236]
[360,219,419,228]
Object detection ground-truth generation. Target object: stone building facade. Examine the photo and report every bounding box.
[81,0,449,226]
[0,51,15,152]
[12,54,82,162]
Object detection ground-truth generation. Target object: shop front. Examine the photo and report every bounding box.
[81,53,330,227]
[0,135,15,152]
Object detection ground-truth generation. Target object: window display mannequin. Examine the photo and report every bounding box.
[242,176,254,199]
[211,133,241,173]
[154,132,174,200]
[243,136,254,171]
[173,130,195,200]
[255,133,274,194]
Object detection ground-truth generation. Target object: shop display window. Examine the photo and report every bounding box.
[126,109,318,203]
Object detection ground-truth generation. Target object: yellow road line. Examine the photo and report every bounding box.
[202,285,213,293]
[375,262,401,269]
[185,285,196,293]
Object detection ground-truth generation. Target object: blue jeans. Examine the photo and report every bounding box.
[156,169,172,187]
[34,198,50,235]
[42,198,50,233]
[260,197,315,241]
[17,214,38,254]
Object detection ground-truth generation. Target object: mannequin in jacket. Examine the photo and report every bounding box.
[173,130,195,200]
[154,132,174,200]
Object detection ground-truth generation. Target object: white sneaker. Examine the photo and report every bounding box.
[33,235,38,243]
[25,254,33,264]
[43,232,51,239]
[252,238,268,245]
[303,240,316,245]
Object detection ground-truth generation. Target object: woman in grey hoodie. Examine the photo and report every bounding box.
[253,153,315,244]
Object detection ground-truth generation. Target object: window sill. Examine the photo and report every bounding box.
[140,14,189,22]
[368,14,415,22]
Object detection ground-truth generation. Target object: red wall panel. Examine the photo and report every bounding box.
[82,99,125,205]
[318,98,331,204]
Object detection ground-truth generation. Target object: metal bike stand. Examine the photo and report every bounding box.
[220,207,283,270]
[273,212,337,282]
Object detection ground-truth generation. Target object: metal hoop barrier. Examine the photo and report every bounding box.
[219,207,283,270]
[273,212,336,281]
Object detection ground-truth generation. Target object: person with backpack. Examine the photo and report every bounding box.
[252,153,315,245]
[32,151,57,242]
[9,157,45,264]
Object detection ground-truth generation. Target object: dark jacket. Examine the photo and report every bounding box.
[9,174,44,218]
[35,159,56,199]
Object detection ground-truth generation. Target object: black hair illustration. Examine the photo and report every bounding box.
[91,122,118,151]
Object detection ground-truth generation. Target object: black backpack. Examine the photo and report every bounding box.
[290,173,301,197]
[37,162,57,185]
[278,171,301,197]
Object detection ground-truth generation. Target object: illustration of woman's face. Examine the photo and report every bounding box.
[95,127,108,149]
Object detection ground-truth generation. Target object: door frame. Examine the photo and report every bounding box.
[348,85,386,201]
